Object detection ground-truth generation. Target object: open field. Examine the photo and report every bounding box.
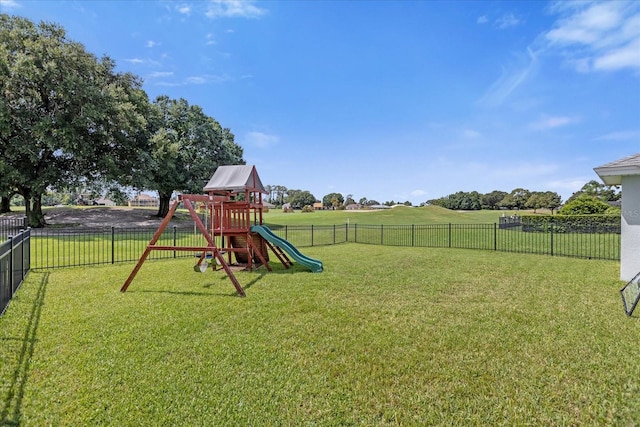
[1,243,636,425]
[1,205,531,228]
[263,205,528,226]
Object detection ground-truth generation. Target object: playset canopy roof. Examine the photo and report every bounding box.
[203,165,267,194]
[594,153,640,186]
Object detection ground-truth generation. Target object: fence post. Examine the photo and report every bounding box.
[8,235,14,295]
[550,223,554,257]
[448,223,452,248]
[333,224,336,245]
[381,225,384,246]
[411,224,415,247]
[311,225,314,247]
[111,227,115,264]
[494,223,497,251]
[173,226,177,258]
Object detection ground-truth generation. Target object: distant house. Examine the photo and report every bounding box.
[128,194,159,207]
[345,203,361,210]
[313,202,324,210]
[95,197,116,207]
[282,203,293,213]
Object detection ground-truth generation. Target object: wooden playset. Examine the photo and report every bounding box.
[120,165,298,297]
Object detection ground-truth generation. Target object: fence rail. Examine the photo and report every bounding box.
[0,228,31,316]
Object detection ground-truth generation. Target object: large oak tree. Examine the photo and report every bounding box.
[143,96,244,217]
[0,15,149,227]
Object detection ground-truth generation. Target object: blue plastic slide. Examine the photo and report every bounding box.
[250,225,323,273]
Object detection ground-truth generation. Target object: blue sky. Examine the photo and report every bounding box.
[2,0,639,205]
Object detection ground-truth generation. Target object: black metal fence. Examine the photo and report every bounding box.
[344,223,620,260]
[0,228,31,316]
[0,216,27,240]
[0,219,622,272]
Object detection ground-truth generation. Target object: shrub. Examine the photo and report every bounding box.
[301,205,314,213]
[559,195,610,215]
[521,214,621,234]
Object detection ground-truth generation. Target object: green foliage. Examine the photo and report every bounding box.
[481,190,507,210]
[287,189,316,208]
[559,195,611,215]
[0,15,149,227]
[521,214,621,233]
[142,96,244,217]
[567,180,620,203]
[605,206,621,215]
[322,192,344,208]
[301,204,314,213]
[500,188,531,210]
[1,246,633,425]
[525,191,562,213]
[428,191,482,210]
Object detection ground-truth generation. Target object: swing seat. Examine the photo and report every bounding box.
[194,263,208,273]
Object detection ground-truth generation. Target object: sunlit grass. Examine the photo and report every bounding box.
[1,244,636,426]
[263,205,525,226]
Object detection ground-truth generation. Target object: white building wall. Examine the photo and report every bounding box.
[621,175,640,281]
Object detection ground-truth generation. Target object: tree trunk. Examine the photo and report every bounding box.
[0,196,10,213]
[20,188,46,228]
[156,192,172,218]
[27,194,46,228]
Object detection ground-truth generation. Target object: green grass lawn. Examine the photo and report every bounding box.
[1,244,636,425]
[263,205,527,226]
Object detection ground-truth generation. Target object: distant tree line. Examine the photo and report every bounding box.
[0,15,244,226]
[264,186,414,210]
[425,180,620,213]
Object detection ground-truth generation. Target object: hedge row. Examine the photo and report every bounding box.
[521,214,621,234]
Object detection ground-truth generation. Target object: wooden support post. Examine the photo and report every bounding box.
[121,199,181,292]
[120,195,246,297]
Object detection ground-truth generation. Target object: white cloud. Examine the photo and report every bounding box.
[146,40,159,48]
[477,15,488,24]
[147,71,174,78]
[496,13,521,29]
[593,38,640,71]
[530,115,579,131]
[245,131,279,149]
[186,76,207,84]
[544,1,640,72]
[205,0,267,19]
[176,4,191,15]
[123,57,161,67]
[186,74,232,85]
[477,47,539,107]
[0,0,19,10]
[593,130,640,141]
[462,129,481,139]
[152,74,231,87]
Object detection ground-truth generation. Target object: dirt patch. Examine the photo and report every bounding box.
[1,206,194,229]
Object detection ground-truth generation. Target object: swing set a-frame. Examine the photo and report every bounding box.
[120,165,293,297]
